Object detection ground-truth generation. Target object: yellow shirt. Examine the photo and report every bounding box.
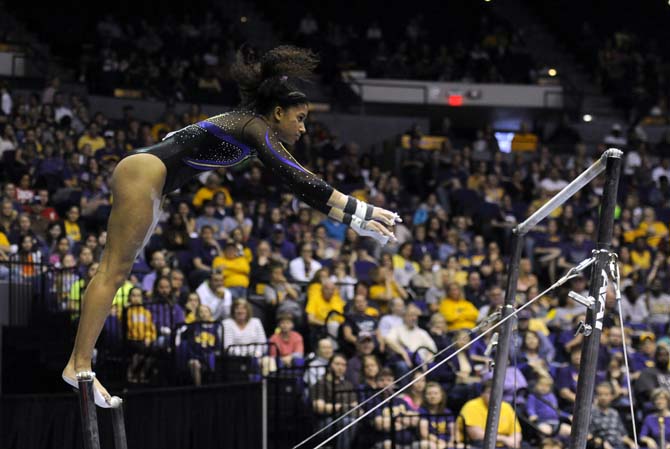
[0,231,9,247]
[631,249,651,270]
[392,254,420,273]
[212,255,251,288]
[305,285,344,324]
[439,297,479,331]
[64,220,81,242]
[127,306,157,342]
[511,132,538,152]
[192,186,233,208]
[77,134,106,153]
[624,221,669,247]
[369,282,402,314]
[459,397,520,444]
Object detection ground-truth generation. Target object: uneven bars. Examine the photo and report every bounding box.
[516,149,616,235]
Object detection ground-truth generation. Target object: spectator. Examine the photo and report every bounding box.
[459,379,522,448]
[378,297,406,338]
[305,278,345,338]
[269,314,304,367]
[639,388,670,449]
[195,200,225,236]
[125,287,157,383]
[195,271,232,320]
[588,382,636,449]
[289,242,322,283]
[304,337,334,386]
[222,201,253,240]
[636,345,670,405]
[212,241,250,299]
[437,282,479,331]
[418,382,456,449]
[526,376,571,438]
[263,263,302,321]
[369,265,408,314]
[310,353,356,449]
[186,304,220,387]
[344,332,377,386]
[192,173,232,210]
[223,299,267,357]
[342,294,382,350]
[646,279,670,336]
[511,122,538,153]
[141,250,168,294]
[384,304,437,378]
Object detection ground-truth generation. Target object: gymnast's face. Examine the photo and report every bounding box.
[271,103,308,145]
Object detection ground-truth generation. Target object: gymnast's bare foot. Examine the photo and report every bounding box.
[62,360,115,407]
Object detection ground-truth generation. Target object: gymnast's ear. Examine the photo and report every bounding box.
[272,105,284,122]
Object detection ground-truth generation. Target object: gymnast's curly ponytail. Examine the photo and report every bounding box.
[230,45,319,115]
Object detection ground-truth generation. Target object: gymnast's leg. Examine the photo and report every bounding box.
[63,153,166,405]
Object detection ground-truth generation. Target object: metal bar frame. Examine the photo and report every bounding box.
[482,149,622,449]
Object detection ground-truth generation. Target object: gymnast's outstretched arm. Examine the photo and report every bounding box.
[242,117,398,242]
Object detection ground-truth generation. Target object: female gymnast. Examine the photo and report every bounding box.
[62,45,400,407]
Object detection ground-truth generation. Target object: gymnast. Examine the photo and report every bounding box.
[62,45,400,407]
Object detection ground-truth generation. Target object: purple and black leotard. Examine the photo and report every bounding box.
[130,111,333,214]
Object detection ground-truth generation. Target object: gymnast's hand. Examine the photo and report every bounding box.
[358,219,396,246]
[371,206,402,227]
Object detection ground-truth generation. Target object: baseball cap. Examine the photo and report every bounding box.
[357,331,374,342]
[272,224,285,234]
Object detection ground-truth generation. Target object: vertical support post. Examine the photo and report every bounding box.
[111,402,128,449]
[569,149,622,449]
[482,231,524,449]
[77,373,101,449]
[262,377,268,449]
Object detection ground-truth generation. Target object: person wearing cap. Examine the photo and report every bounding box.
[269,313,304,367]
[342,294,382,350]
[344,331,377,386]
[635,345,670,405]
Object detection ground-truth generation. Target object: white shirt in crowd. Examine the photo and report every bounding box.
[223,317,267,357]
[196,281,232,320]
[378,314,403,337]
[289,257,322,283]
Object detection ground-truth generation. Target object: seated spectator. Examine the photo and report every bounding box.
[304,337,334,386]
[372,370,421,449]
[646,279,670,336]
[195,200,225,237]
[427,313,451,352]
[378,298,406,338]
[557,346,585,412]
[459,379,522,449]
[635,345,670,405]
[146,276,186,347]
[358,354,382,391]
[195,271,232,320]
[310,353,356,449]
[400,370,426,413]
[517,329,553,382]
[624,207,669,248]
[477,285,505,323]
[342,294,381,350]
[212,241,250,299]
[186,304,220,387]
[126,287,157,384]
[369,265,408,314]
[306,279,345,340]
[511,122,538,153]
[222,201,253,241]
[588,382,635,449]
[345,332,377,386]
[330,259,357,301]
[289,242,322,283]
[250,240,276,293]
[418,382,456,449]
[438,283,478,331]
[385,304,437,378]
[639,388,670,449]
[269,314,304,368]
[223,299,267,357]
[192,173,232,210]
[263,263,302,322]
[183,292,201,324]
[526,376,571,438]
[189,225,222,287]
[141,250,167,294]
[463,270,487,309]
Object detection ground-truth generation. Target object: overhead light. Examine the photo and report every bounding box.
[240,16,248,23]
[548,68,557,77]
[583,114,593,122]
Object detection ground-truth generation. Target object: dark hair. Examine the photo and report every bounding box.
[230,45,318,115]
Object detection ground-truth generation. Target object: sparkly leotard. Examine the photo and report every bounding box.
[130,110,333,214]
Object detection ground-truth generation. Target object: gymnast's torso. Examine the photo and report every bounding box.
[129,110,334,212]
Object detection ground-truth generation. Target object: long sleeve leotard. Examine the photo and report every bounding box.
[131,110,334,214]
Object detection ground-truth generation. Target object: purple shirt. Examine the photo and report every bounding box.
[640,414,670,443]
